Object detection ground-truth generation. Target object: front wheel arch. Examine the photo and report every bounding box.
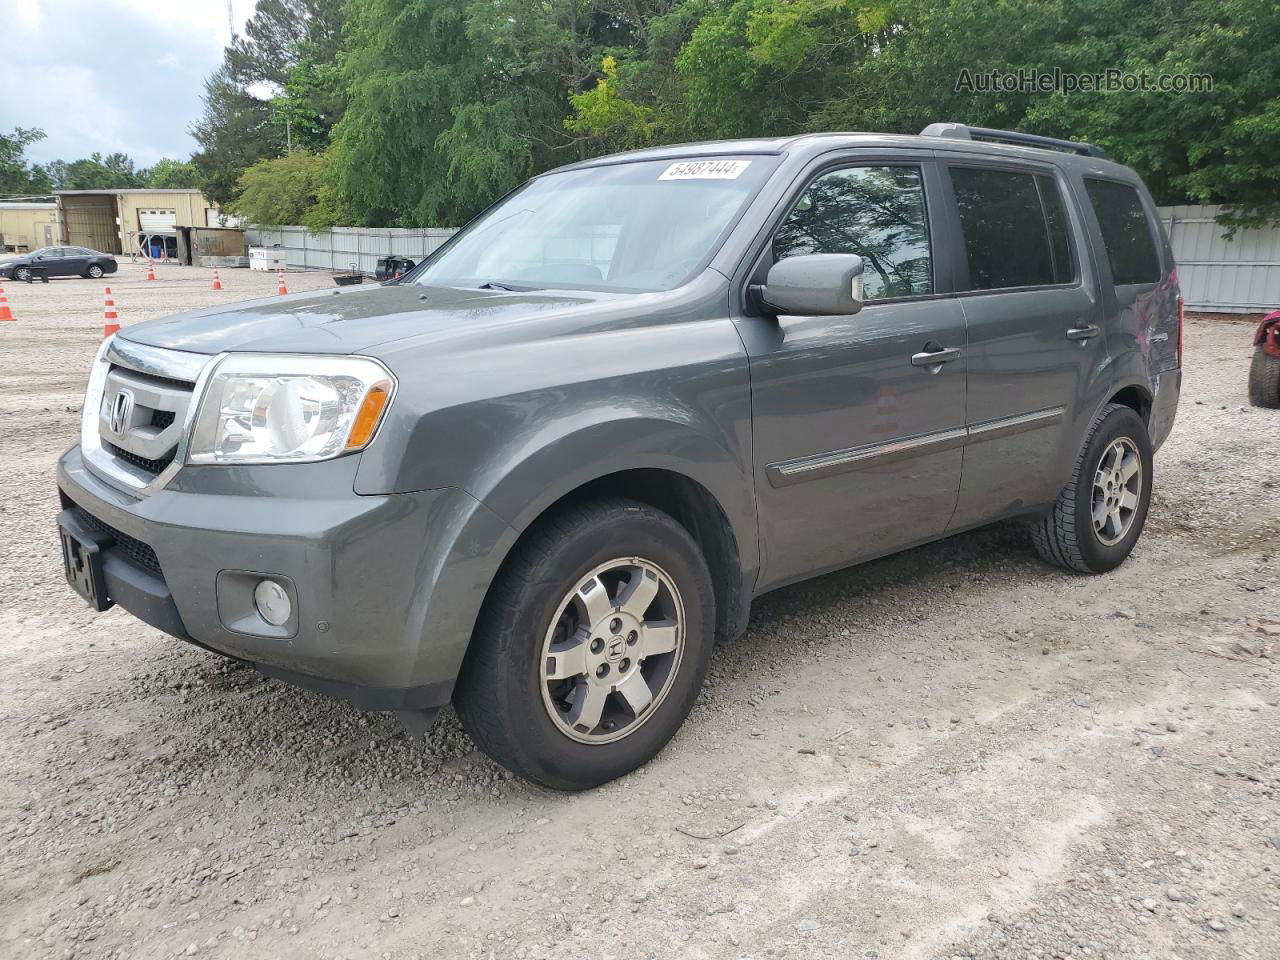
[480,467,749,648]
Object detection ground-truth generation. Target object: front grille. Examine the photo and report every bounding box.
[74,507,163,578]
[105,440,175,475]
[97,363,194,477]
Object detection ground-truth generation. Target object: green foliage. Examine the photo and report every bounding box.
[141,158,200,189]
[328,0,664,226]
[227,151,328,226]
[271,59,346,153]
[0,128,53,196]
[182,0,1280,229]
[565,56,657,151]
[191,0,345,208]
[45,152,145,190]
[191,66,282,207]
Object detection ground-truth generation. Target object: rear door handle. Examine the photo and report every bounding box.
[911,346,962,367]
[1066,324,1101,341]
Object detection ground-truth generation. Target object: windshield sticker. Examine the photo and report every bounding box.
[658,159,752,181]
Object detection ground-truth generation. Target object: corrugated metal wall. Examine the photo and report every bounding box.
[1157,204,1280,313]
[61,195,121,254]
[244,226,458,276]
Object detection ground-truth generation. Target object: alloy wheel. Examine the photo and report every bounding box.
[539,557,685,744]
[1091,436,1142,546]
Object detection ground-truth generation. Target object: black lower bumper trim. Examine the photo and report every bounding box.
[254,663,453,713]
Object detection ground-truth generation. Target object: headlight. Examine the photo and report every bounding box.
[187,354,394,464]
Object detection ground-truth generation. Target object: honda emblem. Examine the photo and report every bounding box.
[108,388,134,435]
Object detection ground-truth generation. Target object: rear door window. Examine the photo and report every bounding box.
[949,167,1076,290]
[773,165,932,300]
[1084,178,1161,285]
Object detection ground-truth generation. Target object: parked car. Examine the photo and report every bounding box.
[55,124,1182,790]
[0,245,118,281]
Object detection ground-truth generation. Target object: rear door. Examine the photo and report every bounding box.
[62,246,91,276]
[735,155,968,590]
[1081,177,1178,375]
[939,160,1107,528]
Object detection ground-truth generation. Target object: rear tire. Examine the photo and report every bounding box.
[1031,403,1153,574]
[454,498,716,790]
[1248,346,1280,408]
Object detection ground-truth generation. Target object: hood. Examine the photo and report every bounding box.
[116,282,619,356]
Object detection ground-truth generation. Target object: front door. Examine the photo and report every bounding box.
[736,160,968,591]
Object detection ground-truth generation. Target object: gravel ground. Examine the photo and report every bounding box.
[0,262,1277,960]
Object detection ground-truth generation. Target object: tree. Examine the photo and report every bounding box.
[191,66,281,207]
[329,0,671,226]
[191,0,346,208]
[225,0,345,88]
[227,150,327,226]
[38,152,146,191]
[270,59,346,153]
[0,127,53,196]
[142,157,200,189]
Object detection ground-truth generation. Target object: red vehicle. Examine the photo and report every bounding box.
[1251,310,1280,408]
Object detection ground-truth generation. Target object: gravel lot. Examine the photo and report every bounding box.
[1,261,1277,960]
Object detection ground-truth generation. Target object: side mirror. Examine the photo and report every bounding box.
[758,254,865,316]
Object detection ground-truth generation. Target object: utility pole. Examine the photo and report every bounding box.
[228,0,236,40]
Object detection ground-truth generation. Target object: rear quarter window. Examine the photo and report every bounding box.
[1084,178,1161,285]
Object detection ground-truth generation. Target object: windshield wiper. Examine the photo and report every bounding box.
[477,280,521,291]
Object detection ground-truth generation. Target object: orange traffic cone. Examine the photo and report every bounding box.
[146,260,157,281]
[103,287,120,337]
[211,269,223,291]
[0,285,13,322]
[276,268,288,296]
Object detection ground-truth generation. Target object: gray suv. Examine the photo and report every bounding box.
[56,124,1182,789]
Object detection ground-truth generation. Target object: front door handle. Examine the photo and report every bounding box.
[911,346,962,367]
[1066,324,1101,341]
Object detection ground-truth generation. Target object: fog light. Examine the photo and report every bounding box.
[253,579,292,626]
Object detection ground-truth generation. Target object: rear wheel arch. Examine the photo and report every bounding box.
[1105,383,1153,424]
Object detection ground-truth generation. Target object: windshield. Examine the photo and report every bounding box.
[414,156,777,293]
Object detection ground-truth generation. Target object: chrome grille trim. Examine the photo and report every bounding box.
[81,338,223,497]
[107,338,209,382]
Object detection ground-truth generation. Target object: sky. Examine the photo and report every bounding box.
[0,0,256,168]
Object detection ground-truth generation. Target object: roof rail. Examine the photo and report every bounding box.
[920,122,1107,159]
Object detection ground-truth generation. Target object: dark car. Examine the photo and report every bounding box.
[56,124,1181,790]
[0,246,118,281]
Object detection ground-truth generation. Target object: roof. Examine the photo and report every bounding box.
[55,189,206,196]
[0,201,57,209]
[551,130,1135,179]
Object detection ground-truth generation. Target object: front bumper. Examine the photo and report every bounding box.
[56,445,515,712]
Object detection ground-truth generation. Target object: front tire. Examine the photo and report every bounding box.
[87,264,104,279]
[1249,346,1280,408]
[454,498,715,790]
[1031,403,1154,574]
[14,266,30,282]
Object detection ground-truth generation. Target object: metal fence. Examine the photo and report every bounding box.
[1157,204,1280,313]
[243,225,458,276]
